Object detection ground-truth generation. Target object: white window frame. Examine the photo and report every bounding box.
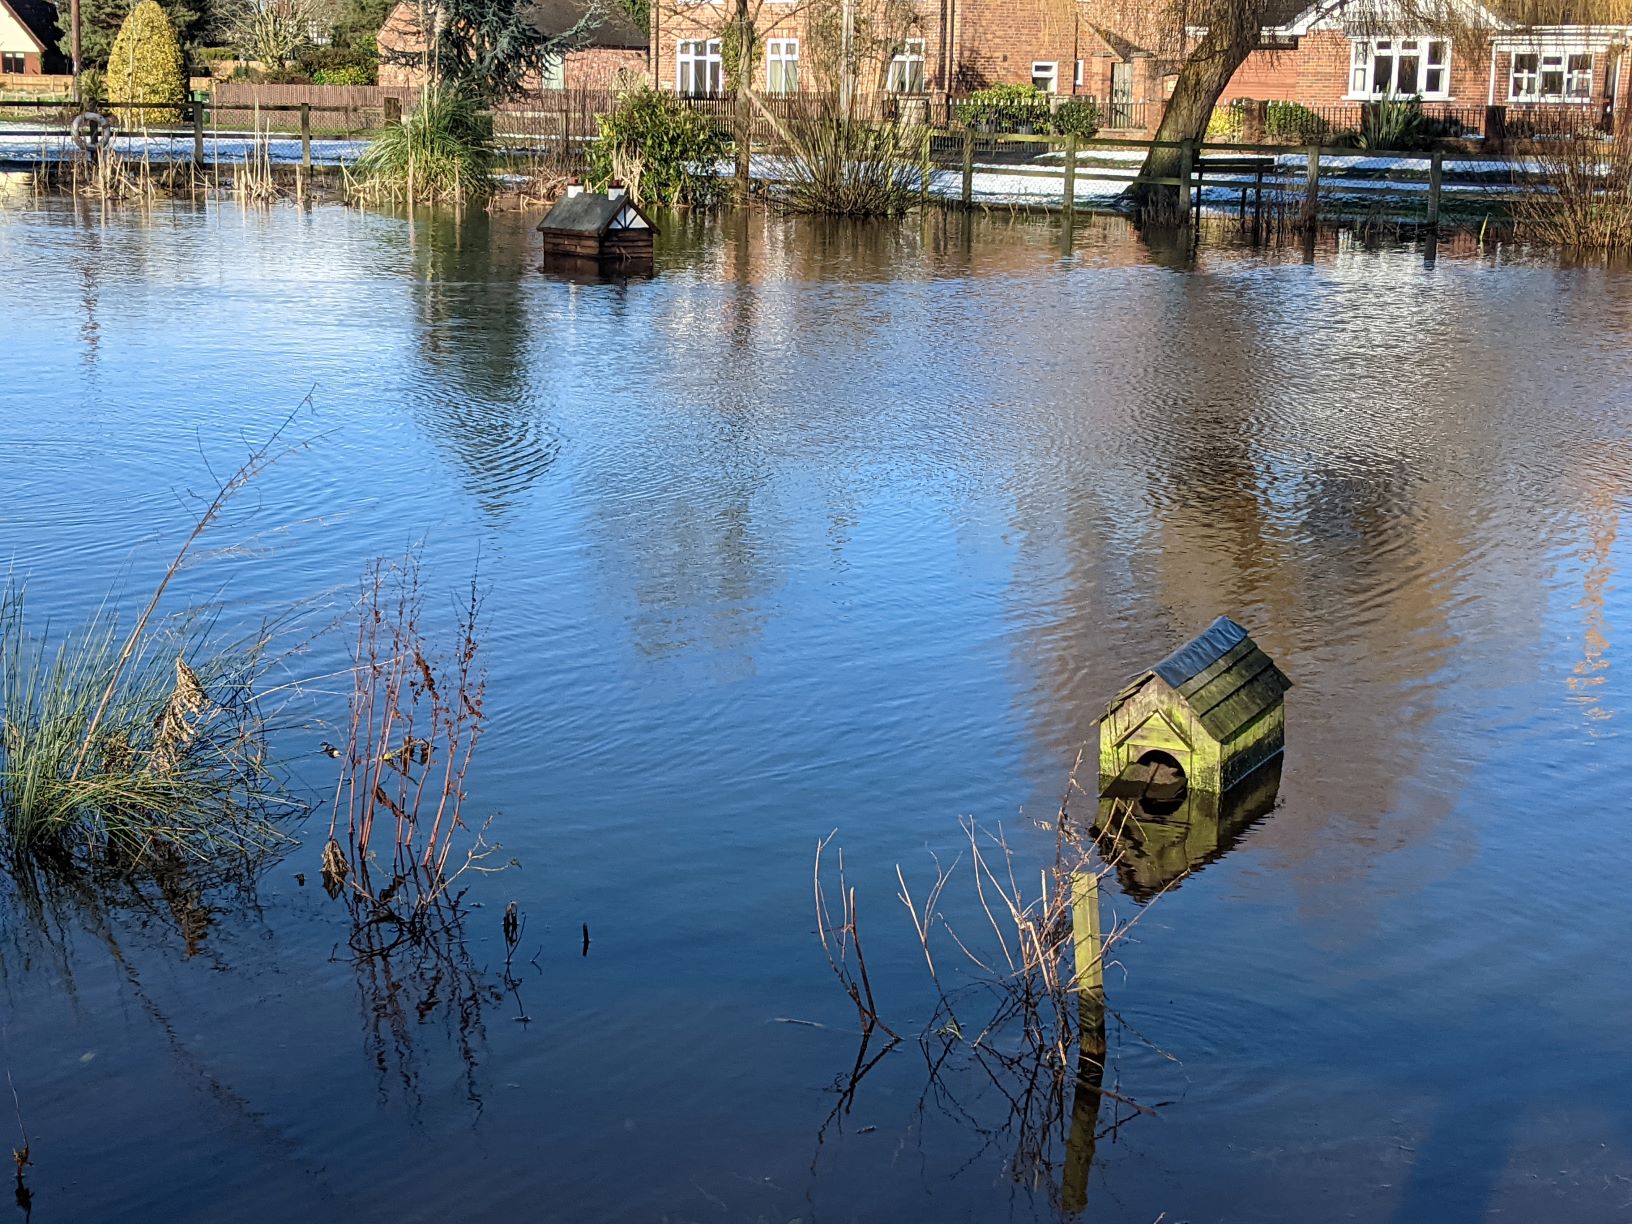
[1508,49,1594,102]
[1032,61,1058,94]
[886,38,926,94]
[677,38,722,97]
[1074,59,1084,88]
[1347,37,1452,100]
[766,37,799,93]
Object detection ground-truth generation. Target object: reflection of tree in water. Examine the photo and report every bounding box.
[408,212,561,521]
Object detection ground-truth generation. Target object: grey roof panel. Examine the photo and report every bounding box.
[1152,616,1249,689]
[538,192,624,234]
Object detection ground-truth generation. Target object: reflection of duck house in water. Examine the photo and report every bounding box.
[1094,616,1291,897]
[536,182,656,269]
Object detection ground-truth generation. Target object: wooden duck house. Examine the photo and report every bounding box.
[1099,616,1290,798]
[536,183,656,268]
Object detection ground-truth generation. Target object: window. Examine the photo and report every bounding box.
[677,39,722,96]
[1032,61,1058,93]
[1509,50,1594,101]
[1349,37,1451,99]
[1,52,25,74]
[886,39,925,94]
[766,38,798,93]
[1074,60,1084,88]
[541,53,565,91]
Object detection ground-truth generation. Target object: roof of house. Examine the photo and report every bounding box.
[537,190,654,235]
[528,0,646,49]
[2,0,62,52]
[1105,616,1292,743]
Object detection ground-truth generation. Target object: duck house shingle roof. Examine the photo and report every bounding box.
[1108,616,1291,743]
[537,191,655,236]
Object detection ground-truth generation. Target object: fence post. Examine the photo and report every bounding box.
[1301,145,1321,231]
[1177,139,1194,217]
[300,101,311,170]
[1244,98,1268,143]
[191,97,204,168]
[1427,148,1442,229]
[961,128,974,210]
[920,128,931,207]
[1484,104,1506,155]
[1063,132,1077,212]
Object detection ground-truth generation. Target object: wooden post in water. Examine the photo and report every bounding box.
[1063,864,1107,1214]
[192,98,204,168]
[1301,146,1321,231]
[961,129,974,210]
[1427,148,1443,230]
[1062,132,1077,213]
[300,102,311,170]
[920,128,932,208]
[1176,139,1194,219]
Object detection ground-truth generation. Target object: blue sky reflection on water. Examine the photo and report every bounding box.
[2,196,1632,1222]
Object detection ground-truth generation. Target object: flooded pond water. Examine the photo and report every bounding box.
[3,195,1632,1223]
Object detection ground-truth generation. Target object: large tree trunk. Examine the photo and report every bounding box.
[1132,32,1256,222]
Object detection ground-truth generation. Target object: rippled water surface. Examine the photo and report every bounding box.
[4,195,1632,1223]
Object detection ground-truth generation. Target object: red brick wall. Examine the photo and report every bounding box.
[949,0,1087,94]
[379,2,647,92]
[1220,30,1488,107]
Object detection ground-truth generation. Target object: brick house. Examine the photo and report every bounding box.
[1217,0,1632,125]
[378,0,648,92]
[0,0,65,76]
[650,0,1127,102]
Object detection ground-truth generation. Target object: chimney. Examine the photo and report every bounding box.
[608,178,627,200]
[566,178,585,198]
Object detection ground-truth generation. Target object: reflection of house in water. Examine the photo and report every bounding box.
[1091,757,1283,903]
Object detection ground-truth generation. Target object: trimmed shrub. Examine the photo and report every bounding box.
[1264,101,1328,142]
[106,0,185,128]
[314,66,372,84]
[956,83,1053,133]
[586,87,728,208]
[1050,97,1099,139]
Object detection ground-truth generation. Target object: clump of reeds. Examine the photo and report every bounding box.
[322,554,500,939]
[0,412,309,876]
[758,94,923,217]
[1515,131,1632,252]
[350,85,497,207]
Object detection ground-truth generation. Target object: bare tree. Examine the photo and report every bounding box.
[225,0,313,67]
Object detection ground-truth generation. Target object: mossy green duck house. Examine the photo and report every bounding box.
[1098,616,1290,797]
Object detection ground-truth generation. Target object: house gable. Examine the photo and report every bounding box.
[0,0,45,54]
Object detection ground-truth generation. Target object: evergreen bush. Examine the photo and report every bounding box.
[955,83,1053,133]
[106,0,185,128]
[586,87,728,208]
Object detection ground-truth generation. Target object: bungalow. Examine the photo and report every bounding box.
[377,0,648,92]
[1218,0,1632,130]
[0,0,64,76]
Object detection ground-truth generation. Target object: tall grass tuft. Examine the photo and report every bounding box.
[1516,132,1632,253]
[351,85,497,206]
[760,95,923,217]
[0,585,290,872]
